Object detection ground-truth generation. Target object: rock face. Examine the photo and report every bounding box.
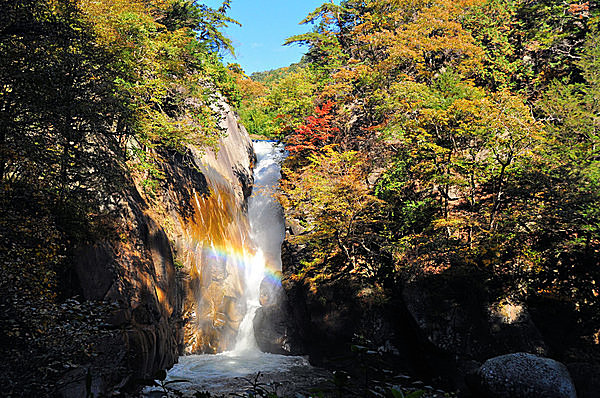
[392,270,555,392]
[402,273,547,362]
[253,276,305,355]
[468,353,577,398]
[159,100,255,354]
[280,234,570,394]
[66,192,182,397]
[253,303,292,354]
[66,99,254,395]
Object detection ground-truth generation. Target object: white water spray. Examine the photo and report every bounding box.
[146,141,321,396]
[231,141,286,354]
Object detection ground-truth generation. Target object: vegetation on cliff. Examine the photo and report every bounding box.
[0,0,239,394]
[232,0,600,388]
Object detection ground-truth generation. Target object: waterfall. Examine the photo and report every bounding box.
[177,140,286,353]
[179,140,286,353]
[232,140,286,353]
[148,141,318,396]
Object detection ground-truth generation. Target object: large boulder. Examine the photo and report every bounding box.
[253,303,292,354]
[253,276,305,355]
[468,353,577,398]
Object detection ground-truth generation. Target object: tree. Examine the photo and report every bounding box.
[235,66,318,138]
[286,100,338,156]
[280,146,387,279]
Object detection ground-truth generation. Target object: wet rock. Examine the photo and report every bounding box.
[259,274,284,306]
[57,367,97,398]
[283,278,358,362]
[468,353,577,398]
[253,277,304,355]
[279,267,422,373]
[253,304,291,354]
[171,99,255,354]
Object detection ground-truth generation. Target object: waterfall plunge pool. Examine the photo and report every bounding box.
[147,352,332,396]
[145,141,331,397]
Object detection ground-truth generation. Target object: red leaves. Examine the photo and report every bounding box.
[567,2,589,18]
[286,100,338,153]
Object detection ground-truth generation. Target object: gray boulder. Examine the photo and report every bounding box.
[253,276,306,355]
[468,352,577,398]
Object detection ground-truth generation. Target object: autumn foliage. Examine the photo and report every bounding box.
[256,0,600,370]
[0,0,240,393]
[285,100,338,155]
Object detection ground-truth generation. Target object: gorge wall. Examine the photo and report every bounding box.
[63,100,255,396]
[278,227,596,396]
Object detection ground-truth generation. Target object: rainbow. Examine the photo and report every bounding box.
[183,239,283,287]
[262,268,283,286]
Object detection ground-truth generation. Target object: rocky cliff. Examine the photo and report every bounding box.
[61,100,254,396]
[278,219,595,397]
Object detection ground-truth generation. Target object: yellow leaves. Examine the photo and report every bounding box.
[236,77,267,101]
[281,146,383,262]
[432,215,468,230]
[326,63,376,101]
[79,0,153,48]
[354,0,486,80]
[328,68,359,97]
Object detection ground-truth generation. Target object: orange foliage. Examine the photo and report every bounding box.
[286,100,338,154]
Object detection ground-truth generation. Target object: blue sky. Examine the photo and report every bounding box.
[204,0,329,74]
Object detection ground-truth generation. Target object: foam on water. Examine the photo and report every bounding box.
[151,351,323,396]
[168,352,310,383]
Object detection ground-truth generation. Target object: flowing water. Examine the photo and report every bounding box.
[232,140,286,354]
[146,141,330,397]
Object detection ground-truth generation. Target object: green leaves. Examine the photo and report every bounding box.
[280,145,387,280]
[194,1,241,56]
[235,65,318,139]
